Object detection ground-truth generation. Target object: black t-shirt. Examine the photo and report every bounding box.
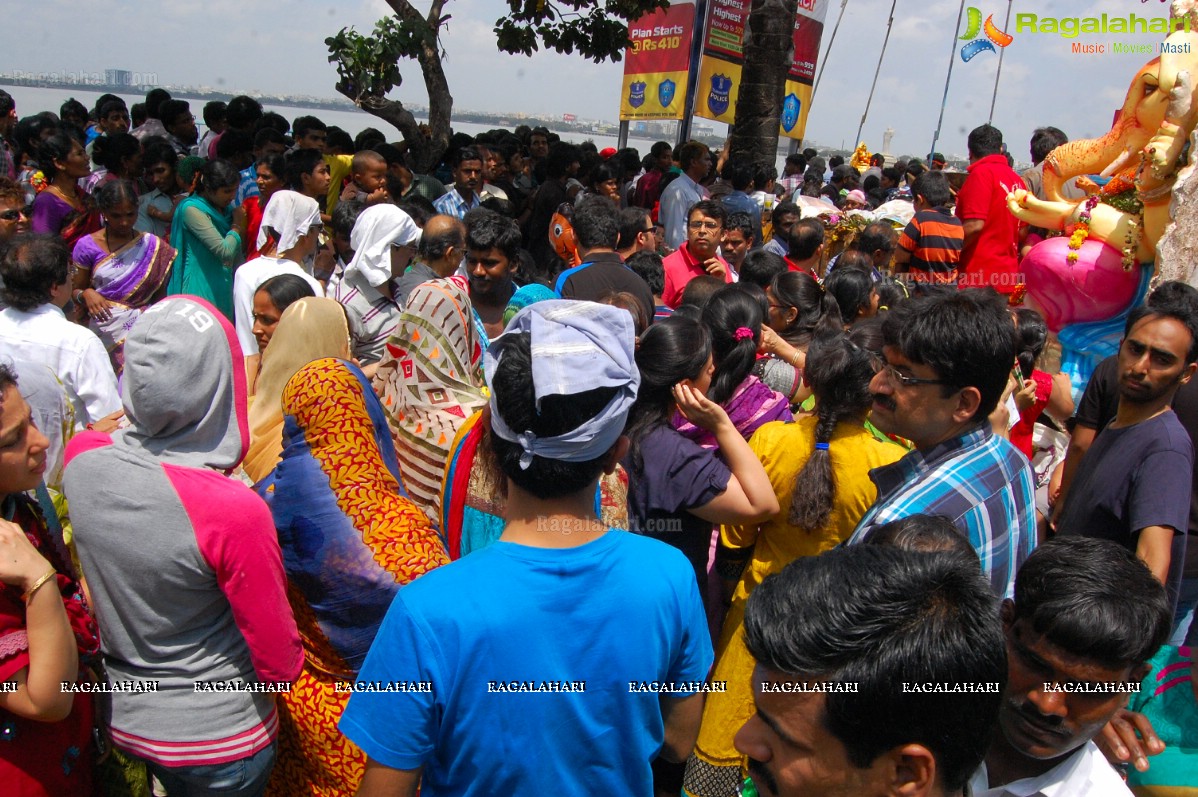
[556,252,656,328]
[1074,355,1198,577]
[1058,410,1193,603]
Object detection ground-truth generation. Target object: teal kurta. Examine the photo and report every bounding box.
[167,194,242,320]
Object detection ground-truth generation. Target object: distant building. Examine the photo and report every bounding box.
[105,69,133,87]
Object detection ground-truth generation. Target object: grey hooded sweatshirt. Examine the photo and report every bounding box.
[64,295,302,767]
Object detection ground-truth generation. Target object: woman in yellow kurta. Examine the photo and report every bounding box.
[684,320,906,797]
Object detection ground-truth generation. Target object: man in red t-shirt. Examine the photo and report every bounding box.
[661,199,732,308]
[955,124,1027,295]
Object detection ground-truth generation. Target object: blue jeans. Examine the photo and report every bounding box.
[145,742,276,797]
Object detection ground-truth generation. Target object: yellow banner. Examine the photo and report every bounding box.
[620,70,691,121]
[693,58,815,140]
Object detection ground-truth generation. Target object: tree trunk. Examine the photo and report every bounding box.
[372,0,452,173]
[729,0,797,167]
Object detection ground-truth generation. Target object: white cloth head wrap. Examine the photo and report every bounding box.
[345,204,422,288]
[255,190,321,253]
[484,300,641,470]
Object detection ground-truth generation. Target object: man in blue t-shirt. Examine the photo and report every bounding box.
[341,301,713,797]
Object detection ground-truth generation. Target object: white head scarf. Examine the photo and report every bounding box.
[256,190,321,253]
[346,204,422,288]
[484,300,640,470]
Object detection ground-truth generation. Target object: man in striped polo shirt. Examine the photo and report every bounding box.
[893,171,964,287]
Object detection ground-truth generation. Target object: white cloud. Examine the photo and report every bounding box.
[4,0,1184,158]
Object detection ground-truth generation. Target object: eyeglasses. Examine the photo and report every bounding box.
[688,220,721,231]
[882,363,952,388]
[0,207,29,222]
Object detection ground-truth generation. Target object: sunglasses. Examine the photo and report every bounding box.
[0,207,30,222]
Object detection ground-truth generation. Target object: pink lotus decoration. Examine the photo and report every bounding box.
[1022,237,1140,331]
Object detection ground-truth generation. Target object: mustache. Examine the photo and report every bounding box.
[747,757,778,795]
[1010,701,1066,735]
[871,392,896,411]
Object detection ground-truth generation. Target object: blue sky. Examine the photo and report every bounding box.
[4,0,1173,158]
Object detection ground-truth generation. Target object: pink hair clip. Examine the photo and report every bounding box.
[733,326,754,341]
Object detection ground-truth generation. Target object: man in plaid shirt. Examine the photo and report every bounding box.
[848,289,1036,598]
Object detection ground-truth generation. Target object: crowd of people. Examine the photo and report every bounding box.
[0,86,1195,797]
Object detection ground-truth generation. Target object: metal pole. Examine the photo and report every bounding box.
[930,0,968,160]
[988,0,1013,123]
[810,0,848,107]
[855,0,896,146]
[617,120,629,150]
[677,0,711,146]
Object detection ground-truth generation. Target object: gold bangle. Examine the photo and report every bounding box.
[22,569,57,603]
[791,351,802,368]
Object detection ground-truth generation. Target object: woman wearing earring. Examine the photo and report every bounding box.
[30,131,101,248]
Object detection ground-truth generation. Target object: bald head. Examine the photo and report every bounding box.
[419,214,467,276]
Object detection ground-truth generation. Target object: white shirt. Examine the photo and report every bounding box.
[232,256,324,354]
[659,172,709,250]
[970,741,1132,797]
[0,304,121,427]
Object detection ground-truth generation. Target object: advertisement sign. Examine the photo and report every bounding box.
[694,0,828,139]
[619,2,698,121]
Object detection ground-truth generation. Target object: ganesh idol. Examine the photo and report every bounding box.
[1007,0,1198,393]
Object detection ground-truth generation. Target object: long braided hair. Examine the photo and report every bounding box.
[788,295,878,528]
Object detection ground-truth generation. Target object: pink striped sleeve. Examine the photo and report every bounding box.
[163,464,303,683]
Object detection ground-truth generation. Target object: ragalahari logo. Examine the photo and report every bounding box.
[960,7,1013,61]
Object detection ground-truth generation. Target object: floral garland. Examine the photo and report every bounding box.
[1064,196,1100,265]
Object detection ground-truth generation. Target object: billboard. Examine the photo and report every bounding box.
[694,0,828,139]
[619,2,698,121]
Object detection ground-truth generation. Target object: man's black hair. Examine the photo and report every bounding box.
[725,211,754,241]
[0,234,70,311]
[418,218,465,262]
[721,159,754,191]
[617,207,653,251]
[284,148,325,191]
[465,207,522,262]
[788,218,825,260]
[740,251,788,290]
[144,88,172,120]
[202,100,227,127]
[292,115,328,139]
[489,331,620,498]
[881,289,1016,421]
[215,129,253,160]
[572,196,620,251]
[854,222,896,257]
[1029,127,1068,164]
[158,100,192,129]
[331,199,366,240]
[771,201,799,226]
[1127,279,1198,363]
[911,171,953,207]
[626,251,664,296]
[253,127,285,150]
[225,96,263,129]
[968,124,1005,159]
[744,545,1004,792]
[687,199,726,228]
[544,142,582,179]
[1011,537,1170,669]
[452,146,482,168]
[862,514,979,564]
